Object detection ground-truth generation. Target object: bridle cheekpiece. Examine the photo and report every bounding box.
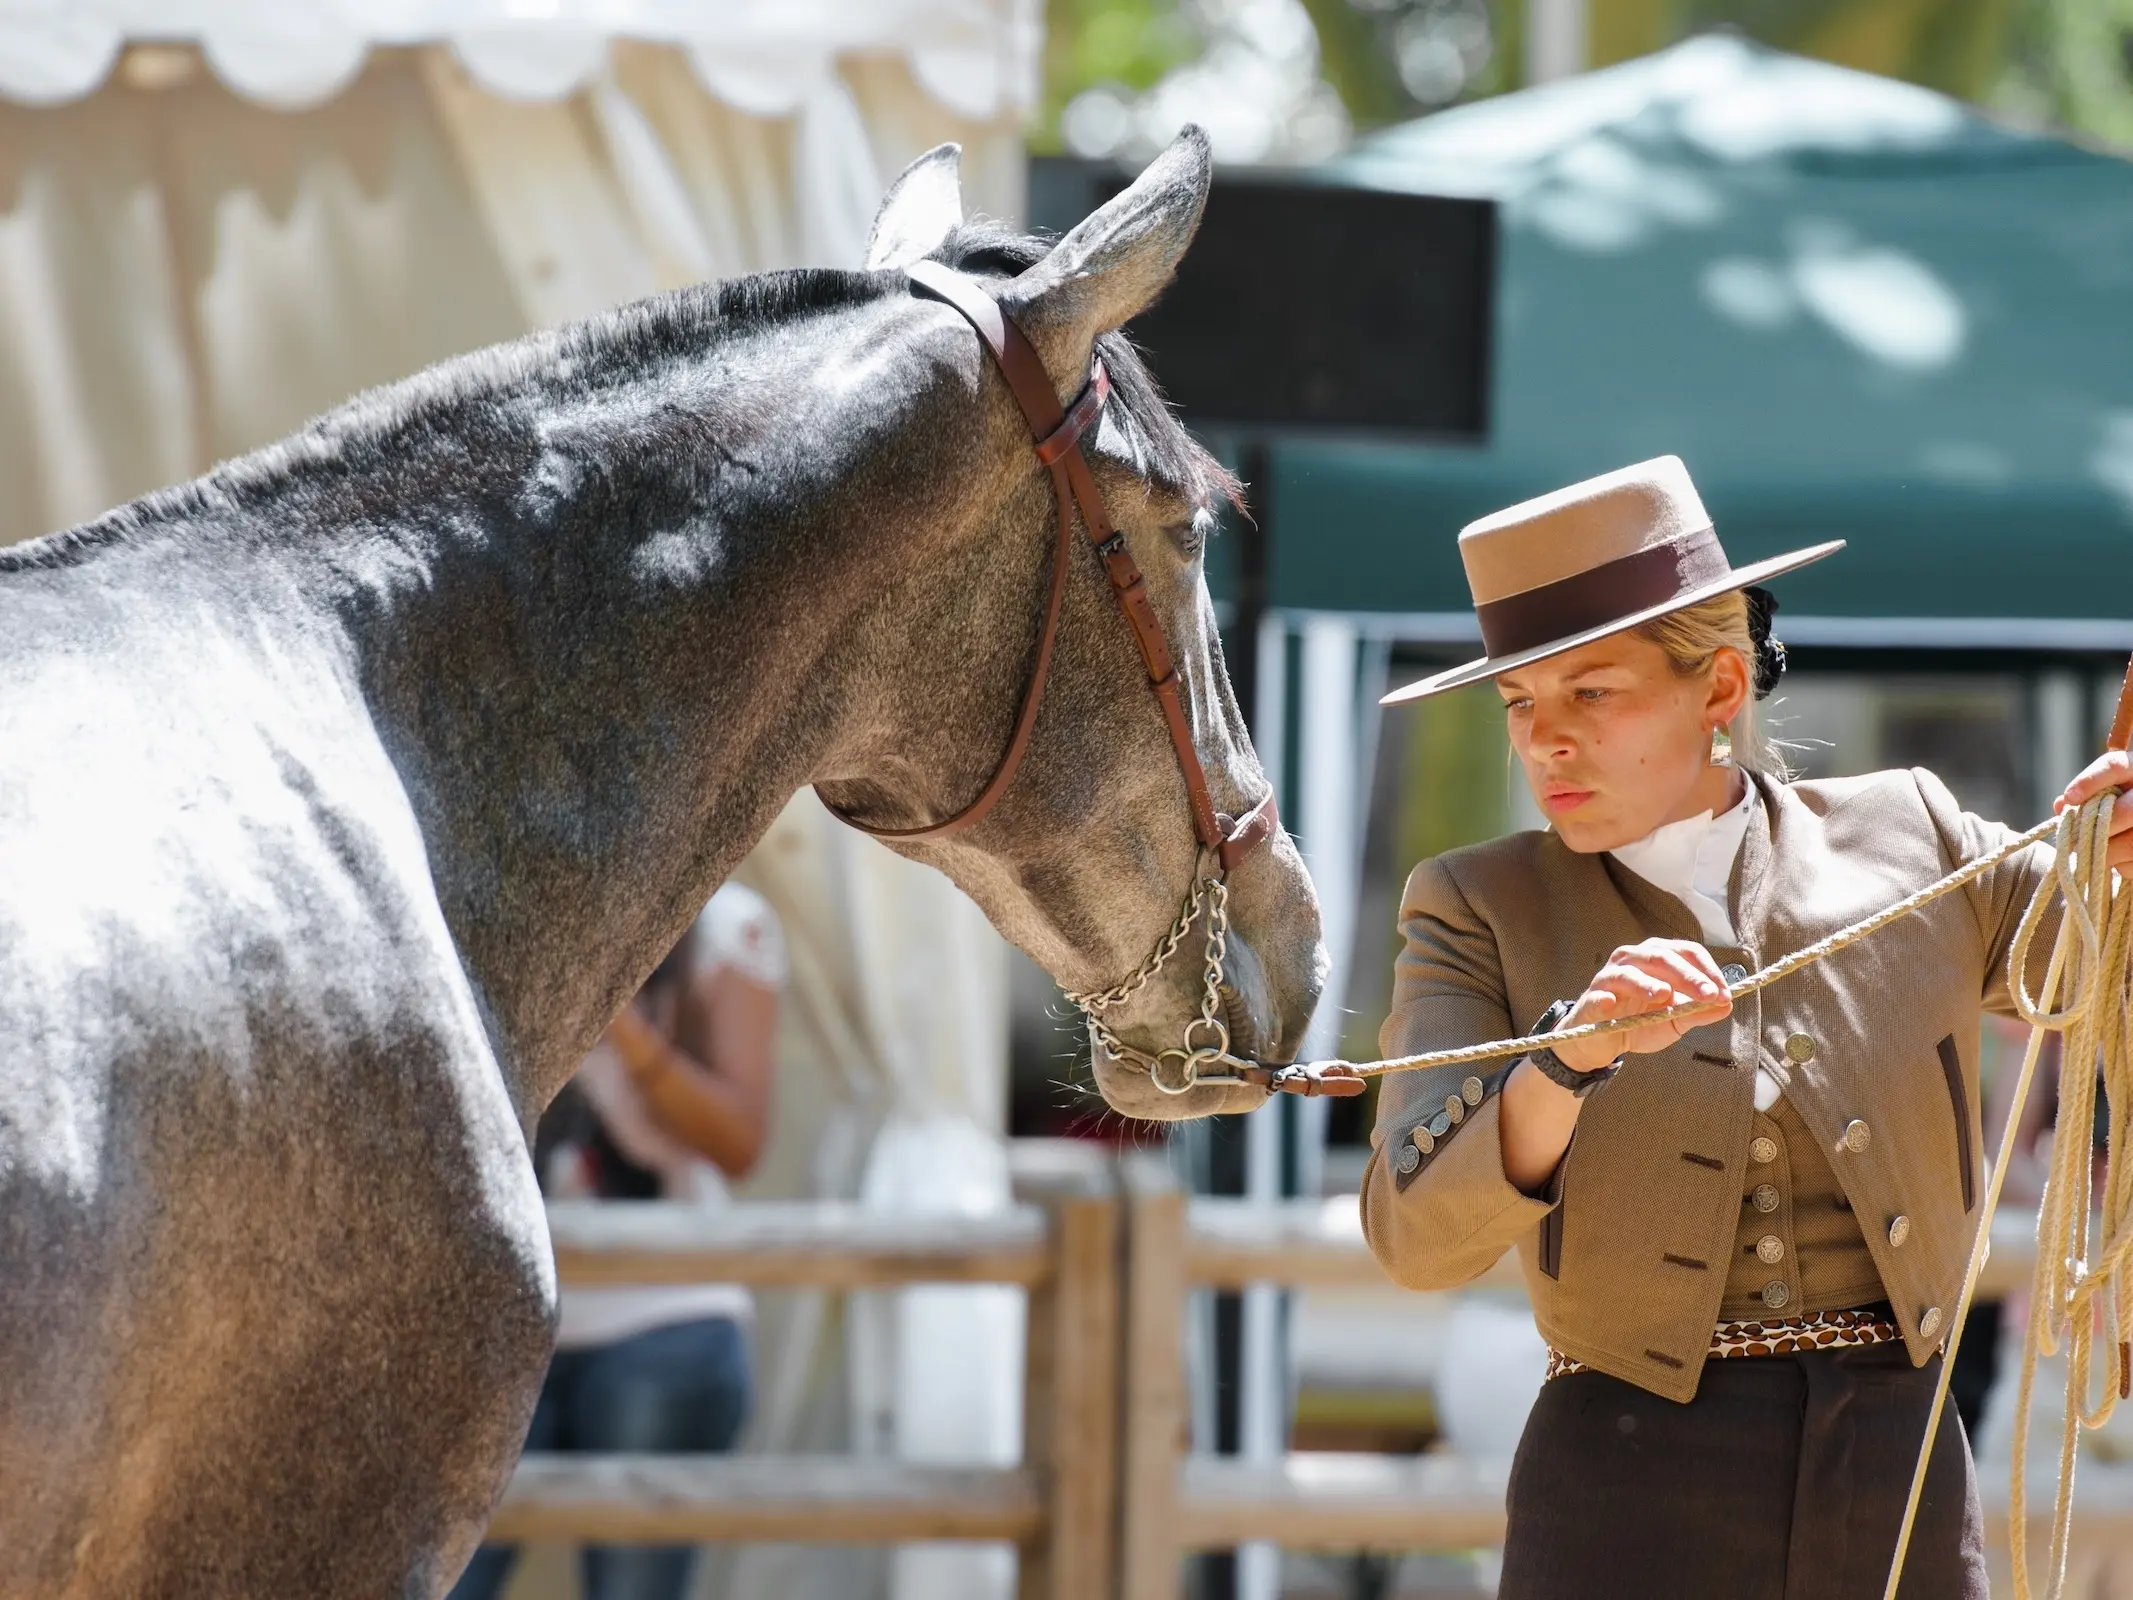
[821,261,1289,1095]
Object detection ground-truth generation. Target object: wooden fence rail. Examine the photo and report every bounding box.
[501,1143,2058,1600]
[496,1145,1119,1600]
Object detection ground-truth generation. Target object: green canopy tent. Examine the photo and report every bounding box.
[1271,32,2133,651]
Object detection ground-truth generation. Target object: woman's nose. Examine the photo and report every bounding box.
[1527,707,1573,759]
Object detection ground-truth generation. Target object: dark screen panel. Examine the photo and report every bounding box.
[1029,159,1495,441]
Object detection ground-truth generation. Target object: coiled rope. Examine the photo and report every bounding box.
[1880,788,2133,1600]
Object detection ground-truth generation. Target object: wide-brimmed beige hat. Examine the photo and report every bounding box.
[1381,455,1844,706]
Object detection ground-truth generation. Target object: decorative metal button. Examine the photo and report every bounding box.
[1762,1280,1792,1310]
[1785,1033,1816,1064]
[1756,1234,1785,1264]
[1920,1306,1944,1339]
[1750,1137,1779,1165]
[1752,1184,1780,1214]
[1461,1076,1486,1106]
[1428,1111,1453,1138]
[1396,1142,1420,1175]
[1843,1119,1871,1154]
[1411,1125,1436,1156]
[1444,1094,1466,1126]
[1888,1215,1912,1249]
[1721,964,1748,985]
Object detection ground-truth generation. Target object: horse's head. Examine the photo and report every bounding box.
[816,131,1325,1119]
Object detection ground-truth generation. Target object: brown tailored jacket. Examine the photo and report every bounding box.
[1360,767,2053,1403]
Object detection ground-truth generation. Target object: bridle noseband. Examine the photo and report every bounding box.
[820,261,1291,1095]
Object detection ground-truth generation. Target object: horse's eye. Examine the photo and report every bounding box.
[1169,510,1212,559]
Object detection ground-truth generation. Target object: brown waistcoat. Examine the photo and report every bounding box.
[1359,767,2053,1402]
[1722,1092,1885,1318]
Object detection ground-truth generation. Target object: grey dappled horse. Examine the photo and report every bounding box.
[0,130,1322,1595]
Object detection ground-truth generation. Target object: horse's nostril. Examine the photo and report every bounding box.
[1218,931,1283,1061]
[1220,983,1256,1054]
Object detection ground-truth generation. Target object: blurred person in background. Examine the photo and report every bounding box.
[449,881,783,1600]
[1361,456,2133,1599]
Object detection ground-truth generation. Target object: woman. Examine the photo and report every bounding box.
[450,881,782,1600]
[1360,456,2133,1599]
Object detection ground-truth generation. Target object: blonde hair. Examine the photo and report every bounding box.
[1632,591,1786,775]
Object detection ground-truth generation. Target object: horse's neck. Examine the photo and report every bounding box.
[44,285,1030,1117]
[323,396,872,1113]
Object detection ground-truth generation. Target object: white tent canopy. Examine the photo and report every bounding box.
[0,1,1037,118]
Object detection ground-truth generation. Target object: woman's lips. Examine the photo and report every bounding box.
[1543,787,1594,813]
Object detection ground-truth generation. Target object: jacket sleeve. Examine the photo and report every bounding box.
[1911,767,2059,1019]
[1359,855,1557,1291]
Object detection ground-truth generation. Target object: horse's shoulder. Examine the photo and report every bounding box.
[0,628,480,1087]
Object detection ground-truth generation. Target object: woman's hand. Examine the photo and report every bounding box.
[605,1003,672,1086]
[1550,938,1735,1072]
[2056,750,2133,871]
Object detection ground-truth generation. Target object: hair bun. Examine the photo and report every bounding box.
[1743,585,1786,699]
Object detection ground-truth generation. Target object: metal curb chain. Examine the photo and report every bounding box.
[1067,868,1238,1096]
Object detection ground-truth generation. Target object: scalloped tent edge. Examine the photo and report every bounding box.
[0,1,1041,118]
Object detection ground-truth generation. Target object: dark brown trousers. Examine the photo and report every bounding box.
[1499,1343,1985,1600]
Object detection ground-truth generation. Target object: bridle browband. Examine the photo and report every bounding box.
[820,261,1295,1094]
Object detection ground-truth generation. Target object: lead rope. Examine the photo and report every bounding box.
[1287,809,2065,1083]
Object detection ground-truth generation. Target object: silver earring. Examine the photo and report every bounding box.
[1709,725,1734,767]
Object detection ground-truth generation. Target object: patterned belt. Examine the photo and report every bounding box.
[1545,1305,1905,1382]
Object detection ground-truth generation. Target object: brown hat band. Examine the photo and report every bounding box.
[1474,527,1733,658]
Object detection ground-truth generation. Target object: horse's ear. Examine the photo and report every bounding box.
[866,144,964,270]
[1001,125,1211,387]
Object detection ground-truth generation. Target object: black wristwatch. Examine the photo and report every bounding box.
[1527,998,1618,1098]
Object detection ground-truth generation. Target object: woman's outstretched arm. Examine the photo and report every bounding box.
[608,962,777,1181]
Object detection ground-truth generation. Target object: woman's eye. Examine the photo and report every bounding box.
[1502,698,1533,714]
[1575,687,1609,703]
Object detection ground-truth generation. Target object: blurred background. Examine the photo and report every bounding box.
[6,1,2133,1597]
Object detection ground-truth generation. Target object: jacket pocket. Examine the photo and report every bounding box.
[1938,1033,1975,1212]
[1538,1159,1567,1279]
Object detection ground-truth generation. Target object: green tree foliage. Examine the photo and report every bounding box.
[1997,0,2133,144]
[1037,0,1202,152]
[1294,0,1413,128]
[1042,0,2133,152]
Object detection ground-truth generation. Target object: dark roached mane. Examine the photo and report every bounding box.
[0,221,1235,576]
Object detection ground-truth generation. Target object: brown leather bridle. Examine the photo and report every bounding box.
[821,261,1298,1092]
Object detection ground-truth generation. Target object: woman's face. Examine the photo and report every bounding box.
[1495,630,1750,853]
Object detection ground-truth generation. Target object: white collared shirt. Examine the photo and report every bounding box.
[1607,783,1782,1107]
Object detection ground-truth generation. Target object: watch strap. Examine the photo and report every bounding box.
[1528,998,1617,1097]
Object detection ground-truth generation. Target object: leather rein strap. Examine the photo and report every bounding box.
[829,259,1276,875]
